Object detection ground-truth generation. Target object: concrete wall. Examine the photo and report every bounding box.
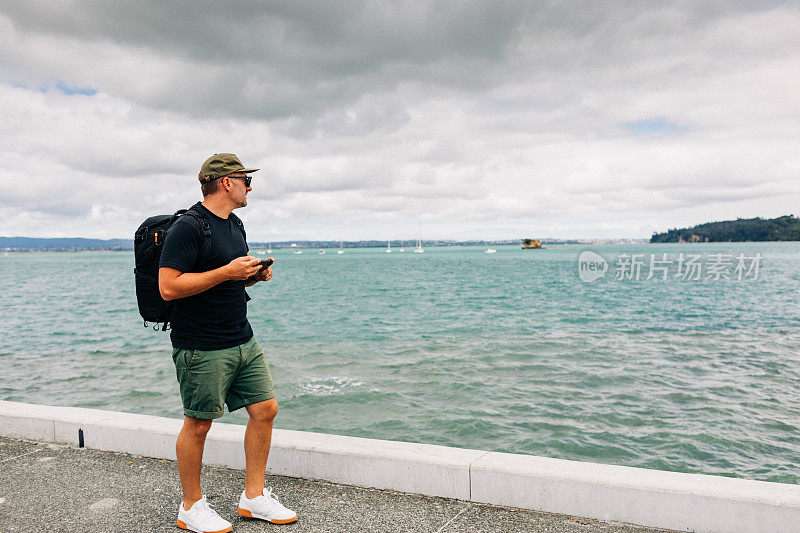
[1,400,798,532]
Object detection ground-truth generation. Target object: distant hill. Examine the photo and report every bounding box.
[0,237,132,251]
[650,215,800,243]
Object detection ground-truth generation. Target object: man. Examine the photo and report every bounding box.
[159,153,297,532]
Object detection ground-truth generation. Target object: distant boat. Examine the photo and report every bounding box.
[337,241,344,254]
[414,237,424,254]
[267,243,272,254]
[319,250,325,254]
[386,240,392,253]
[485,247,497,254]
[293,250,303,255]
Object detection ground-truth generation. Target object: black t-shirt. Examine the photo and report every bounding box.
[159,202,253,350]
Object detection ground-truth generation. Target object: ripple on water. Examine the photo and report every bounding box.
[3,245,800,484]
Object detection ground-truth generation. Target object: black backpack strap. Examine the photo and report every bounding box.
[182,209,211,237]
[229,212,247,244]
[152,209,211,332]
[182,209,213,266]
[227,212,250,302]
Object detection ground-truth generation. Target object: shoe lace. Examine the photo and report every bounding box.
[194,497,223,526]
[195,497,211,511]
[263,487,283,506]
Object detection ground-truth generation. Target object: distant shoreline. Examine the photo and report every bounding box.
[2,238,653,253]
[11,239,800,254]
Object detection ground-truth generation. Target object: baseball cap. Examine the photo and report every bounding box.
[198,153,259,183]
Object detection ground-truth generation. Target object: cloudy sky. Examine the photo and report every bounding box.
[0,1,798,241]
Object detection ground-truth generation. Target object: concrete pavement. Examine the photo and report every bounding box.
[0,437,672,532]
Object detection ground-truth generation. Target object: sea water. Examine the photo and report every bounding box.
[1,243,798,483]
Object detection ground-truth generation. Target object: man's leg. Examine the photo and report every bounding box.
[243,398,278,498]
[176,416,213,510]
[230,342,295,523]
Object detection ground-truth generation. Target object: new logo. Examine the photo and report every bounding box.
[577,251,608,283]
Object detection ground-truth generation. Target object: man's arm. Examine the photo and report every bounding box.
[159,256,262,301]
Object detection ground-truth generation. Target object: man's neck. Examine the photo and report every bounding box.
[200,196,234,219]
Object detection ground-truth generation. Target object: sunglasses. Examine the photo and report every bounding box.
[223,175,252,187]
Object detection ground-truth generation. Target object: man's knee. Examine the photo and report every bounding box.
[182,416,213,439]
[248,398,278,424]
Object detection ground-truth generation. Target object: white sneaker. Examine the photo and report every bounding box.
[237,487,298,524]
[177,496,233,533]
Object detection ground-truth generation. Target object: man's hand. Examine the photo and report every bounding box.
[226,256,262,281]
[247,258,274,285]
[253,264,273,282]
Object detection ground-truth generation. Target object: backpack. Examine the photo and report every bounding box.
[133,207,245,331]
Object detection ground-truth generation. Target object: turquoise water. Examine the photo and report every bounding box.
[1,243,799,483]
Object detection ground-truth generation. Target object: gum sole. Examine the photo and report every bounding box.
[177,519,232,533]
[237,507,298,524]
[270,516,298,524]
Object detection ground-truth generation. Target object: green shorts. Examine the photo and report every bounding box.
[172,336,275,419]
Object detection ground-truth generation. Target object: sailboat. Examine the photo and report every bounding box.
[485,246,497,254]
[414,237,424,254]
[337,241,344,254]
[267,243,272,254]
[386,240,392,253]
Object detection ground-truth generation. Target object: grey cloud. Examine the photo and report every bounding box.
[7,1,787,124]
[0,1,797,240]
[652,184,786,206]
[1,1,528,120]
[2,1,524,68]
[0,189,91,218]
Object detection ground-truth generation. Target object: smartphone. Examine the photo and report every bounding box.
[258,258,274,269]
